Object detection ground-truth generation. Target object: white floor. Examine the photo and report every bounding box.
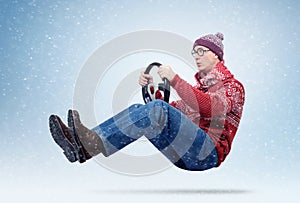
[1,153,297,203]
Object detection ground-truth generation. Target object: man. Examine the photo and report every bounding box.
[49,32,245,171]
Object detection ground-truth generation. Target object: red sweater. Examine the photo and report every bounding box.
[170,61,245,166]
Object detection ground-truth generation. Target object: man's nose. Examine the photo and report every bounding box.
[193,54,201,60]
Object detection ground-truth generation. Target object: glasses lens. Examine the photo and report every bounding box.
[197,48,204,56]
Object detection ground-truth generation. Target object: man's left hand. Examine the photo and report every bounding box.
[158,65,176,81]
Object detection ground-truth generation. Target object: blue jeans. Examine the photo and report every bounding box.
[92,100,218,171]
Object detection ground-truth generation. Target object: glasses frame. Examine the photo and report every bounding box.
[191,48,211,57]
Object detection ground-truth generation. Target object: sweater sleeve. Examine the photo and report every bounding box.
[170,74,233,118]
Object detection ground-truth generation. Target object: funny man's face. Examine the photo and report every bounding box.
[192,45,219,74]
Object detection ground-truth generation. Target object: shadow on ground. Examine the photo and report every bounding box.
[94,189,252,195]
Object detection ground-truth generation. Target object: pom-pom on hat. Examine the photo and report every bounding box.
[193,32,224,61]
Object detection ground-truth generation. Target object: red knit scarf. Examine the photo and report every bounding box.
[195,61,233,90]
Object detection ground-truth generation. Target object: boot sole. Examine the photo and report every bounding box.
[49,115,77,163]
[67,110,87,163]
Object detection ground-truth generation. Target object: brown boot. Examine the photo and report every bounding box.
[68,109,107,162]
[49,115,77,162]
[55,115,75,144]
[54,115,91,163]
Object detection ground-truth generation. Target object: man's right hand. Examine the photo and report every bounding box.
[139,72,153,86]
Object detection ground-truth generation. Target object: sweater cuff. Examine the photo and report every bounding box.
[170,74,181,87]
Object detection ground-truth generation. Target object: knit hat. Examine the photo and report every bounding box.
[193,32,224,61]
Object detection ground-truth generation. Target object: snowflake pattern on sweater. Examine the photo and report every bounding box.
[170,61,245,165]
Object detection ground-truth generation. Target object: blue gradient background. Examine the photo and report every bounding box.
[0,0,299,202]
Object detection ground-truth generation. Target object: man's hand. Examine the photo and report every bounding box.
[158,65,176,81]
[139,72,153,86]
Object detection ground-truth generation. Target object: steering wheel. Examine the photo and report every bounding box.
[142,62,170,104]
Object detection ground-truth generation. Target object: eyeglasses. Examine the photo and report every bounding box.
[191,48,211,57]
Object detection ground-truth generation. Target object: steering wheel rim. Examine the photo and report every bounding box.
[142,62,170,104]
